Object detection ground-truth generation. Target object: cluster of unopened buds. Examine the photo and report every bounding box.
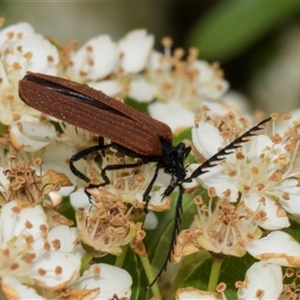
[0,18,299,300]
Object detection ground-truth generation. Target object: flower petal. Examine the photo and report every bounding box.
[71,263,132,300]
[176,287,222,300]
[70,188,91,211]
[32,251,81,289]
[0,201,48,250]
[2,276,45,300]
[4,34,59,77]
[149,101,194,132]
[10,116,56,152]
[0,22,35,45]
[243,194,290,230]
[237,261,282,300]
[118,29,154,73]
[48,225,79,252]
[278,178,300,215]
[192,121,227,158]
[246,231,300,266]
[70,35,119,81]
[90,80,122,97]
[128,77,155,102]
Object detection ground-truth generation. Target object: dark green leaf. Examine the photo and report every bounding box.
[0,123,8,137]
[122,248,142,300]
[177,253,256,299]
[125,97,150,114]
[187,2,300,61]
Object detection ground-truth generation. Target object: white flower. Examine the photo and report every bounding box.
[0,201,81,297]
[71,188,147,257]
[146,48,228,106]
[0,22,59,125]
[3,34,58,77]
[189,116,300,230]
[0,22,58,78]
[193,60,229,100]
[68,35,119,82]
[172,197,262,263]
[67,29,154,102]
[69,149,171,211]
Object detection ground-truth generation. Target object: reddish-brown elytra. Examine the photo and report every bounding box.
[19,72,271,286]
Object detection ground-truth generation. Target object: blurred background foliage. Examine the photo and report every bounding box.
[2,1,300,114]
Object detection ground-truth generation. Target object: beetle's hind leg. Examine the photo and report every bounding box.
[70,143,113,201]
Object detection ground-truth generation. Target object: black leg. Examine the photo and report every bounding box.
[95,160,147,187]
[70,144,113,183]
[87,159,155,209]
[142,163,160,213]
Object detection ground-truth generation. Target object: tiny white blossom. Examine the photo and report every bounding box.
[146,47,230,130]
[0,22,59,125]
[68,35,119,82]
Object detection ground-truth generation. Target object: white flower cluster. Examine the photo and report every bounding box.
[0,19,299,299]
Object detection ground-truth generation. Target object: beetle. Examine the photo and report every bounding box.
[19,72,271,286]
[19,72,189,207]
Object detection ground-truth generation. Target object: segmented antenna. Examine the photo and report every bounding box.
[148,116,271,287]
[187,116,272,180]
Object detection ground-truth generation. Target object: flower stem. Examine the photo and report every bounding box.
[207,257,223,292]
[115,245,128,268]
[139,255,162,299]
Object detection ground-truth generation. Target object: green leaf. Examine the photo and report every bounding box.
[125,97,150,114]
[220,254,256,299]
[177,253,256,299]
[80,253,93,273]
[122,248,142,300]
[187,2,300,61]
[56,196,76,224]
[284,218,300,243]
[146,192,196,264]
[145,190,210,298]
[172,127,192,147]
[169,251,211,297]
[0,123,8,137]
